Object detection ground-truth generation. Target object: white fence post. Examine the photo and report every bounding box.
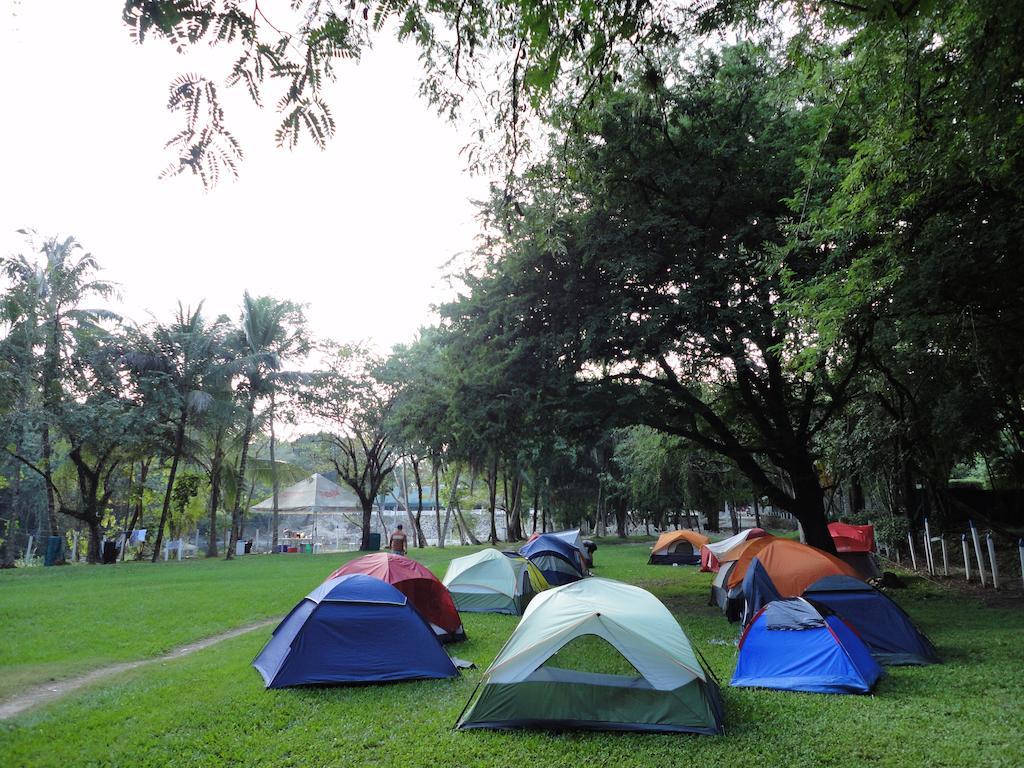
[985,532,999,590]
[940,536,949,576]
[970,520,986,587]
[72,531,80,562]
[907,532,918,570]
[923,518,935,575]
[24,534,34,562]
[255,529,260,553]
[1018,539,1024,590]
[961,534,971,581]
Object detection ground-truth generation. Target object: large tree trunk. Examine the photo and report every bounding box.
[227,393,257,560]
[41,316,62,540]
[531,473,540,535]
[86,517,102,565]
[753,494,761,529]
[614,498,627,538]
[486,454,499,544]
[359,498,374,551]
[40,422,59,538]
[504,464,524,542]
[409,459,427,548]
[269,393,280,553]
[703,499,720,532]
[152,414,187,562]
[432,456,443,548]
[788,466,836,553]
[849,475,865,516]
[207,428,224,557]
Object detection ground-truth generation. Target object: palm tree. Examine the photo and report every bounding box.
[225,293,308,560]
[123,303,231,561]
[0,233,115,541]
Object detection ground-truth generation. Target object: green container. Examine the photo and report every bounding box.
[44,536,64,566]
[365,532,381,551]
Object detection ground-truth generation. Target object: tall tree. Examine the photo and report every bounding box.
[225,293,308,560]
[124,303,230,561]
[442,46,872,550]
[1,234,116,542]
[301,345,398,551]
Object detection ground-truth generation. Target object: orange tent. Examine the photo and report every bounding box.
[648,530,710,565]
[728,538,862,594]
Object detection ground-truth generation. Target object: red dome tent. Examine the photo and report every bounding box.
[828,523,881,579]
[327,553,465,642]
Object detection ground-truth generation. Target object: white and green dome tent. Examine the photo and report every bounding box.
[443,549,549,615]
[456,577,724,734]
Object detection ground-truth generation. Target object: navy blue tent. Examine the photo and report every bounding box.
[804,575,939,666]
[741,563,939,666]
[252,574,459,688]
[731,599,883,694]
[738,559,783,624]
[519,535,587,586]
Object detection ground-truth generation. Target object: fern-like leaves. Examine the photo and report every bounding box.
[159,75,243,188]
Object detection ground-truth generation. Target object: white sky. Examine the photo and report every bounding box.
[0,2,488,352]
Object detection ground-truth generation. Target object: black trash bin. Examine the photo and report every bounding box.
[102,540,119,564]
[364,532,381,551]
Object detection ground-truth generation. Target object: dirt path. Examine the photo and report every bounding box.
[0,617,278,721]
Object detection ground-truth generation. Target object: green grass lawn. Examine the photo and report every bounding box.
[2,543,1022,767]
[0,546,479,701]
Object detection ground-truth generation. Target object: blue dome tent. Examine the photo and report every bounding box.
[731,598,883,694]
[252,574,459,688]
[519,534,587,586]
[740,562,938,666]
[804,575,939,666]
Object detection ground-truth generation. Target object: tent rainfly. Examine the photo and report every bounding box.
[251,574,458,688]
[327,553,466,643]
[731,598,883,695]
[828,522,882,579]
[699,528,769,572]
[456,578,724,734]
[519,534,588,585]
[443,548,549,615]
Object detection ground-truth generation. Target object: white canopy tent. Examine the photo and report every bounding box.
[250,473,362,549]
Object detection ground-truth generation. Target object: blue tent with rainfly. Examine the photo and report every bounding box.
[519,534,588,586]
[803,575,940,666]
[741,561,939,666]
[252,573,459,688]
[731,598,883,694]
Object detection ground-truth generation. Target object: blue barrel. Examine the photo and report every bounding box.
[44,535,64,566]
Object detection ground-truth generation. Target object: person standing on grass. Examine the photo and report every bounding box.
[389,524,408,556]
